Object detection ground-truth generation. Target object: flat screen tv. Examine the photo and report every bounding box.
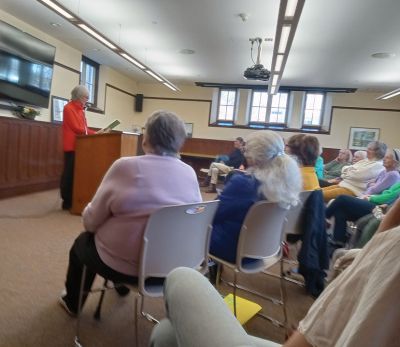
[0,20,56,108]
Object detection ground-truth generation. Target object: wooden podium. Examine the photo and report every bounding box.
[71,132,141,214]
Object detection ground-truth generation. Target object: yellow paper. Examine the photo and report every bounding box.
[224,294,262,325]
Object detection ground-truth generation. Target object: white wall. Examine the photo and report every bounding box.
[1,8,400,150]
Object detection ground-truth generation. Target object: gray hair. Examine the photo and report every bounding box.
[340,149,353,162]
[368,141,387,160]
[245,130,302,209]
[145,110,187,155]
[353,150,367,161]
[71,85,89,100]
[387,148,400,170]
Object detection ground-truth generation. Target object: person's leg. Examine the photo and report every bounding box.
[150,320,178,347]
[326,195,375,243]
[161,267,251,347]
[63,232,97,313]
[63,231,138,313]
[322,185,355,202]
[60,151,75,209]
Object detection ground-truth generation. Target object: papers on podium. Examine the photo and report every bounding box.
[101,119,120,132]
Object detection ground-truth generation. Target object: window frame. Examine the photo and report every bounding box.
[80,55,99,106]
[268,91,289,125]
[249,90,269,124]
[301,92,326,128]
[216,88,238,124]
[248,90,289,127]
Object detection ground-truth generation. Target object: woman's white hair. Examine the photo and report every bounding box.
[70,85,89,100]
[245,130,302,209]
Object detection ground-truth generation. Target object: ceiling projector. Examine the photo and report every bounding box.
[243,37,270,82]
[243,64,270,81]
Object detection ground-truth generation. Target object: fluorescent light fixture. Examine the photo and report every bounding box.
[278,25,291,54]
[120,53,145,69]
[145,70,163,82]
[163,82,177,91]
[78,24,117,50]
[274,54,284,72]
[270,85,277,94]
[40,0,74,19]
[272,75,280,86]
[377,88,400,100]
[285,0,298,18]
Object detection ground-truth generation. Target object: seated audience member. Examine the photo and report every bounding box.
[151,197,400,347]
[201,137,245,193]
[321,141,386,202]
[320,149,353,185]
[315,155,324,179]
[352,150,367,163]
[286,134,321,190]
[360,148,400,197]
[326,180,400,245]
[209,130,302,263]
[59,110,202,316]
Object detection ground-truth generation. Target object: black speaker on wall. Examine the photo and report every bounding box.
[135,94,143,112]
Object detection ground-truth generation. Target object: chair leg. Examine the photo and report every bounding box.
[94,279,108,320]
[75,265,87,347]
[134,294,139,347]
[279,259,289,335]
[233,270,237,318]
[215,263,222,290]
[140,295,159,324]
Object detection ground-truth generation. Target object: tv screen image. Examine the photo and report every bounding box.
[0,20,56,108]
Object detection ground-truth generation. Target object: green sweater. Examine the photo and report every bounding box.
[369,182,400,205]
[323,160,349,180]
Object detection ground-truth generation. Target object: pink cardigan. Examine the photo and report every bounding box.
[82,154,202,276]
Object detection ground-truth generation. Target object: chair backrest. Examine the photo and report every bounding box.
[138,200,219,297]
[283,190,313,235]
[236,201,288,272]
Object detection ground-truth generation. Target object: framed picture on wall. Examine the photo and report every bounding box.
[348,127,380,150]
[51,96,68,123]
[185,123,193,138]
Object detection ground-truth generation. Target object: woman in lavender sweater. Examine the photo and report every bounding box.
[59,110,202,316]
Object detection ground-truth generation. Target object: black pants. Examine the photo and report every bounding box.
[64,231,138,312]
[60,152,75,209]
[326,195,375,243]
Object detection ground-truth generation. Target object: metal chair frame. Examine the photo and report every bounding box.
[74,200,219,347]
[209,201,289,330]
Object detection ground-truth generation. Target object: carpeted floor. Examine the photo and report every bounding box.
[0,189,314,347]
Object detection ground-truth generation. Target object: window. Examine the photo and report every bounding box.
[80,56,99,105]
[250,91,288,124]
[250,91,268,123]
[303,92,324,126]
[217,89,236,121]
[269,92,288,123]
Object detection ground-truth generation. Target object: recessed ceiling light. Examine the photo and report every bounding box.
[180,49,195,55]
[50,22,61,27]
[371,52,396,59]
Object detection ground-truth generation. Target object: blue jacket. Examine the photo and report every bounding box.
[210,173,262,263]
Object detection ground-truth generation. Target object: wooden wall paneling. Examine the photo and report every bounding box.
[0,121,6,183]
[0,116,63,199]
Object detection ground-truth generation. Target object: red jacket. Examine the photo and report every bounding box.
[62,100,95,152]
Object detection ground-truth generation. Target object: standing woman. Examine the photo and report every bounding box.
[60,85,96,210]
[209,130,302,263]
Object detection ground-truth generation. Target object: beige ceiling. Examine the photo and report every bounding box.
[1,0,400,92]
